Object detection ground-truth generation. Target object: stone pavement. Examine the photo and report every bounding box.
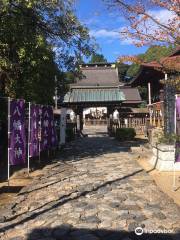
[0,126,180,240]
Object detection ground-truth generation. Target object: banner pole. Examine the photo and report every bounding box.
[27,102,31,176]
[7,97,11,186]
[173,94,177,191]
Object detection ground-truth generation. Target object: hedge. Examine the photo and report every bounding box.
[66,128,75,142]
[115,128,136,141]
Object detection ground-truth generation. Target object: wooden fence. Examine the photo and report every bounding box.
[84,119,107,126]
[110,117,147,135]
[84,115,148,135]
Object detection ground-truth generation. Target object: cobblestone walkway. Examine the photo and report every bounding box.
[0,127,180,240]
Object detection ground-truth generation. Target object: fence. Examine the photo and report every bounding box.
[110,116,147,136]
[147,99,180,134]
[84,119,107,126]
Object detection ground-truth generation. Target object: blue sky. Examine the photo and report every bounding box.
[74,0,148,62]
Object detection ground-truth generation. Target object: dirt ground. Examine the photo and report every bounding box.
[0,169,44,206]
[133,145,180,206]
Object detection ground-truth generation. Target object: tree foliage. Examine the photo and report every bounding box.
[104,0,180,46]
[0,0,94,104]
[89,53,107,63]
[125,45,175,78]
[115,62,129,81]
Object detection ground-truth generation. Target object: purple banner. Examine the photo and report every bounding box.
[175,143,180,162]
[41,106,51,150]
[176,97,180,162]
[29,104,41,157]
[176,97,180,117]
[9,99,26,165]
[41,106,58,151]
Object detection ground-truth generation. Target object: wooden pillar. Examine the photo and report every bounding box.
[159,89,164,102]
[148,82,152,105]
[80,112,83,131]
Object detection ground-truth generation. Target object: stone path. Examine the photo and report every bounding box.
[0,127,180,240]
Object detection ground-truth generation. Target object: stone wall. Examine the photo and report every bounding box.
[150,144,180,171]
[148,127,180,171]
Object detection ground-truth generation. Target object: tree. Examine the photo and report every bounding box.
[104,0,180,46]
[89,53,107,63]
[0,0,94,104]
[125,45,175,78]
[115,62,129,81]
[105,1,179,135]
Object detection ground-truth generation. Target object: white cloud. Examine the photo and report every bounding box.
[142,9,178,35]
[120,38,134,45]
[89,9,178,46]
[149,9,176,25]
[90,29,120,39]
[89,28,137,45]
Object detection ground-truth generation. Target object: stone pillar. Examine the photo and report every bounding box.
[76,108,83,133]
[107,107,114,134]
[164,84,175,134]
[77,115,80,132]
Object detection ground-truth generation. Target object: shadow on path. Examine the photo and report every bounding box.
[26,225,180,240]
[0,169,143,232]
[60,135,147,163]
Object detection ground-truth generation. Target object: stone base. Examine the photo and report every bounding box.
[150,144,180,171]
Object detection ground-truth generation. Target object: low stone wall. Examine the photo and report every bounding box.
[150,144,180,171]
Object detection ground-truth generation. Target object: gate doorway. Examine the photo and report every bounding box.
[83,107,107,126]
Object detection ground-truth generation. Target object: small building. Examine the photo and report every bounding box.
[129,46,180,103]
[127,47,180,131]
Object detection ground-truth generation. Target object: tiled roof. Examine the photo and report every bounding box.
[161,56,180,72]
[141,61,162,68]
[72,67,119,87]
[63,87,125,103]
[129,46,180,86]
[120,87,142,103]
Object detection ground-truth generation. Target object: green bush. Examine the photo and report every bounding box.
[66,128,75,142]
[158,133,180,145]
[115,128,136,141]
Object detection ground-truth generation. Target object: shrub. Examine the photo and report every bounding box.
[115,128,136,141]
[158,133,180,145]
[66,128,75,142]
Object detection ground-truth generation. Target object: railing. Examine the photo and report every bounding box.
[110,117,147,135]
[84,119,107,125]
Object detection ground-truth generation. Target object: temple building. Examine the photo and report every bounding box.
[62,62,142,131]
[127,46,180,133]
